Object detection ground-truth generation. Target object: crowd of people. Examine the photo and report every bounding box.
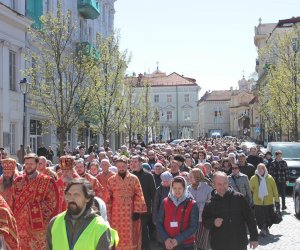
[0,137,290,250]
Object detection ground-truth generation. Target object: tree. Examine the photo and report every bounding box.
[87,33,130,148]
[124,75,148,147]
[258,24,300,141]
[24,3,97,154]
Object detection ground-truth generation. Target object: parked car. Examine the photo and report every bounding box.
[170,139,195,146]
[293,177,300,217]
[240,141,257,154]
[266,142,300,187]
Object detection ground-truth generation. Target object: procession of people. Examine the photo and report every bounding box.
[0,137,288,250]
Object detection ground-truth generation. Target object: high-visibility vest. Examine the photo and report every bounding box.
[51,211,108,250]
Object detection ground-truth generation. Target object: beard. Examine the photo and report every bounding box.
[3,176,13,189]
[25,169,36,176]
[67,202,82,216]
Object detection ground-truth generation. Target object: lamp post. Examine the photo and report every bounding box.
[19,78,30,151]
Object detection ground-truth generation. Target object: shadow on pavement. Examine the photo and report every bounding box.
[258,234,282,246]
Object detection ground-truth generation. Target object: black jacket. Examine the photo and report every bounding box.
[246,155,263,168]
[133,168,156,214]
[202,188,258,250]
[239,162,255,180]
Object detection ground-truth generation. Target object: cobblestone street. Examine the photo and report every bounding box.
[255,195,300,250]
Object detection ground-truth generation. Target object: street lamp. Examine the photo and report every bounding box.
[19,78,30,151]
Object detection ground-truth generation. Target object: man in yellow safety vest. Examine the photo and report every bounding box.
[46,178,117,250]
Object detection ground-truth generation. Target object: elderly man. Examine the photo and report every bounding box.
[97,159,115,203]
[75,158,104,199]
[107,156,147,250]
[12,153,59,250]
[38,156,57,179]
[0,158,19,208]
[202,171,258,250]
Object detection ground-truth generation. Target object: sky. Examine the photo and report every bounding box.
[113,0,299,96]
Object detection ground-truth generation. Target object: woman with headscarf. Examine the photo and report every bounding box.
[188,168,213,250]
[156,176,199,250]
[250,163,279,236]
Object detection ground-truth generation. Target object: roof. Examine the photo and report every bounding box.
[198,90,231,102]
[276,17,300,28]
[249,96,258,105]
[125,72,198,87]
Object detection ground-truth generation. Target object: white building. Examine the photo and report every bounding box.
[0,0,116,156]
[128,70,201,142]
[198,90,231,138]
[0,1,31,155]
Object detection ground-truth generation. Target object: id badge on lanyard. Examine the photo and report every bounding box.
[170,221,178,228]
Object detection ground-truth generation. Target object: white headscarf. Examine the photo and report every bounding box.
[255,166,268,201]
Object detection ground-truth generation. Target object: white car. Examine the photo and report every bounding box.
[170,139,195,146]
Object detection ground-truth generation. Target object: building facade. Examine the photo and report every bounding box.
[129,70,201,142]
[198,90,231,138]
[0,1,31,155]
[229,81,255,138]
[0,0,117,156]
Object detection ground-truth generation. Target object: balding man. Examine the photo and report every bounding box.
[202,171,258,250]
[97,159,115,203]
[38,156,57,180]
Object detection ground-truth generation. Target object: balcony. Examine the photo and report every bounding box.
[77,0,100,20]
[76,42,100,61]
[25,0,43,28]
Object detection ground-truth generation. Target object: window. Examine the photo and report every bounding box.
[154,95,159,103]
[9,50,16,91]
[89,27,93,43]
[10,0,16,10]
[45,0,51,13]
[167,111,173,121]
[167,95,172,103]
[184,94,190,102]
[30,120,42,135]
[184,110,191,121]
[213,106,223,124]
[10,123,16,154]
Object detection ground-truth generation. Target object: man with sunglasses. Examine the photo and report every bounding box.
[228,164,253,206]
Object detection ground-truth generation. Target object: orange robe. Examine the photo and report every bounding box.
[12,173,59,250]
[0,177,14,209]
[96,171,114,202]
[84,172,104,199]
[0,194,20,250]
[107,172,147,250]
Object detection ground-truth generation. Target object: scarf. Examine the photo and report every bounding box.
[255,169,268,200]
[168,178,191,207]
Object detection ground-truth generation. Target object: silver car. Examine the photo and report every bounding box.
[293,177,300,217]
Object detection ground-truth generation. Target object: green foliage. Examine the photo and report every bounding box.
[24,2,97,153]
[258,24,300,140]
[85,32,131,146]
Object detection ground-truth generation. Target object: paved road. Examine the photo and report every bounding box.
[150,195,300,250]
[256,196,300,250]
